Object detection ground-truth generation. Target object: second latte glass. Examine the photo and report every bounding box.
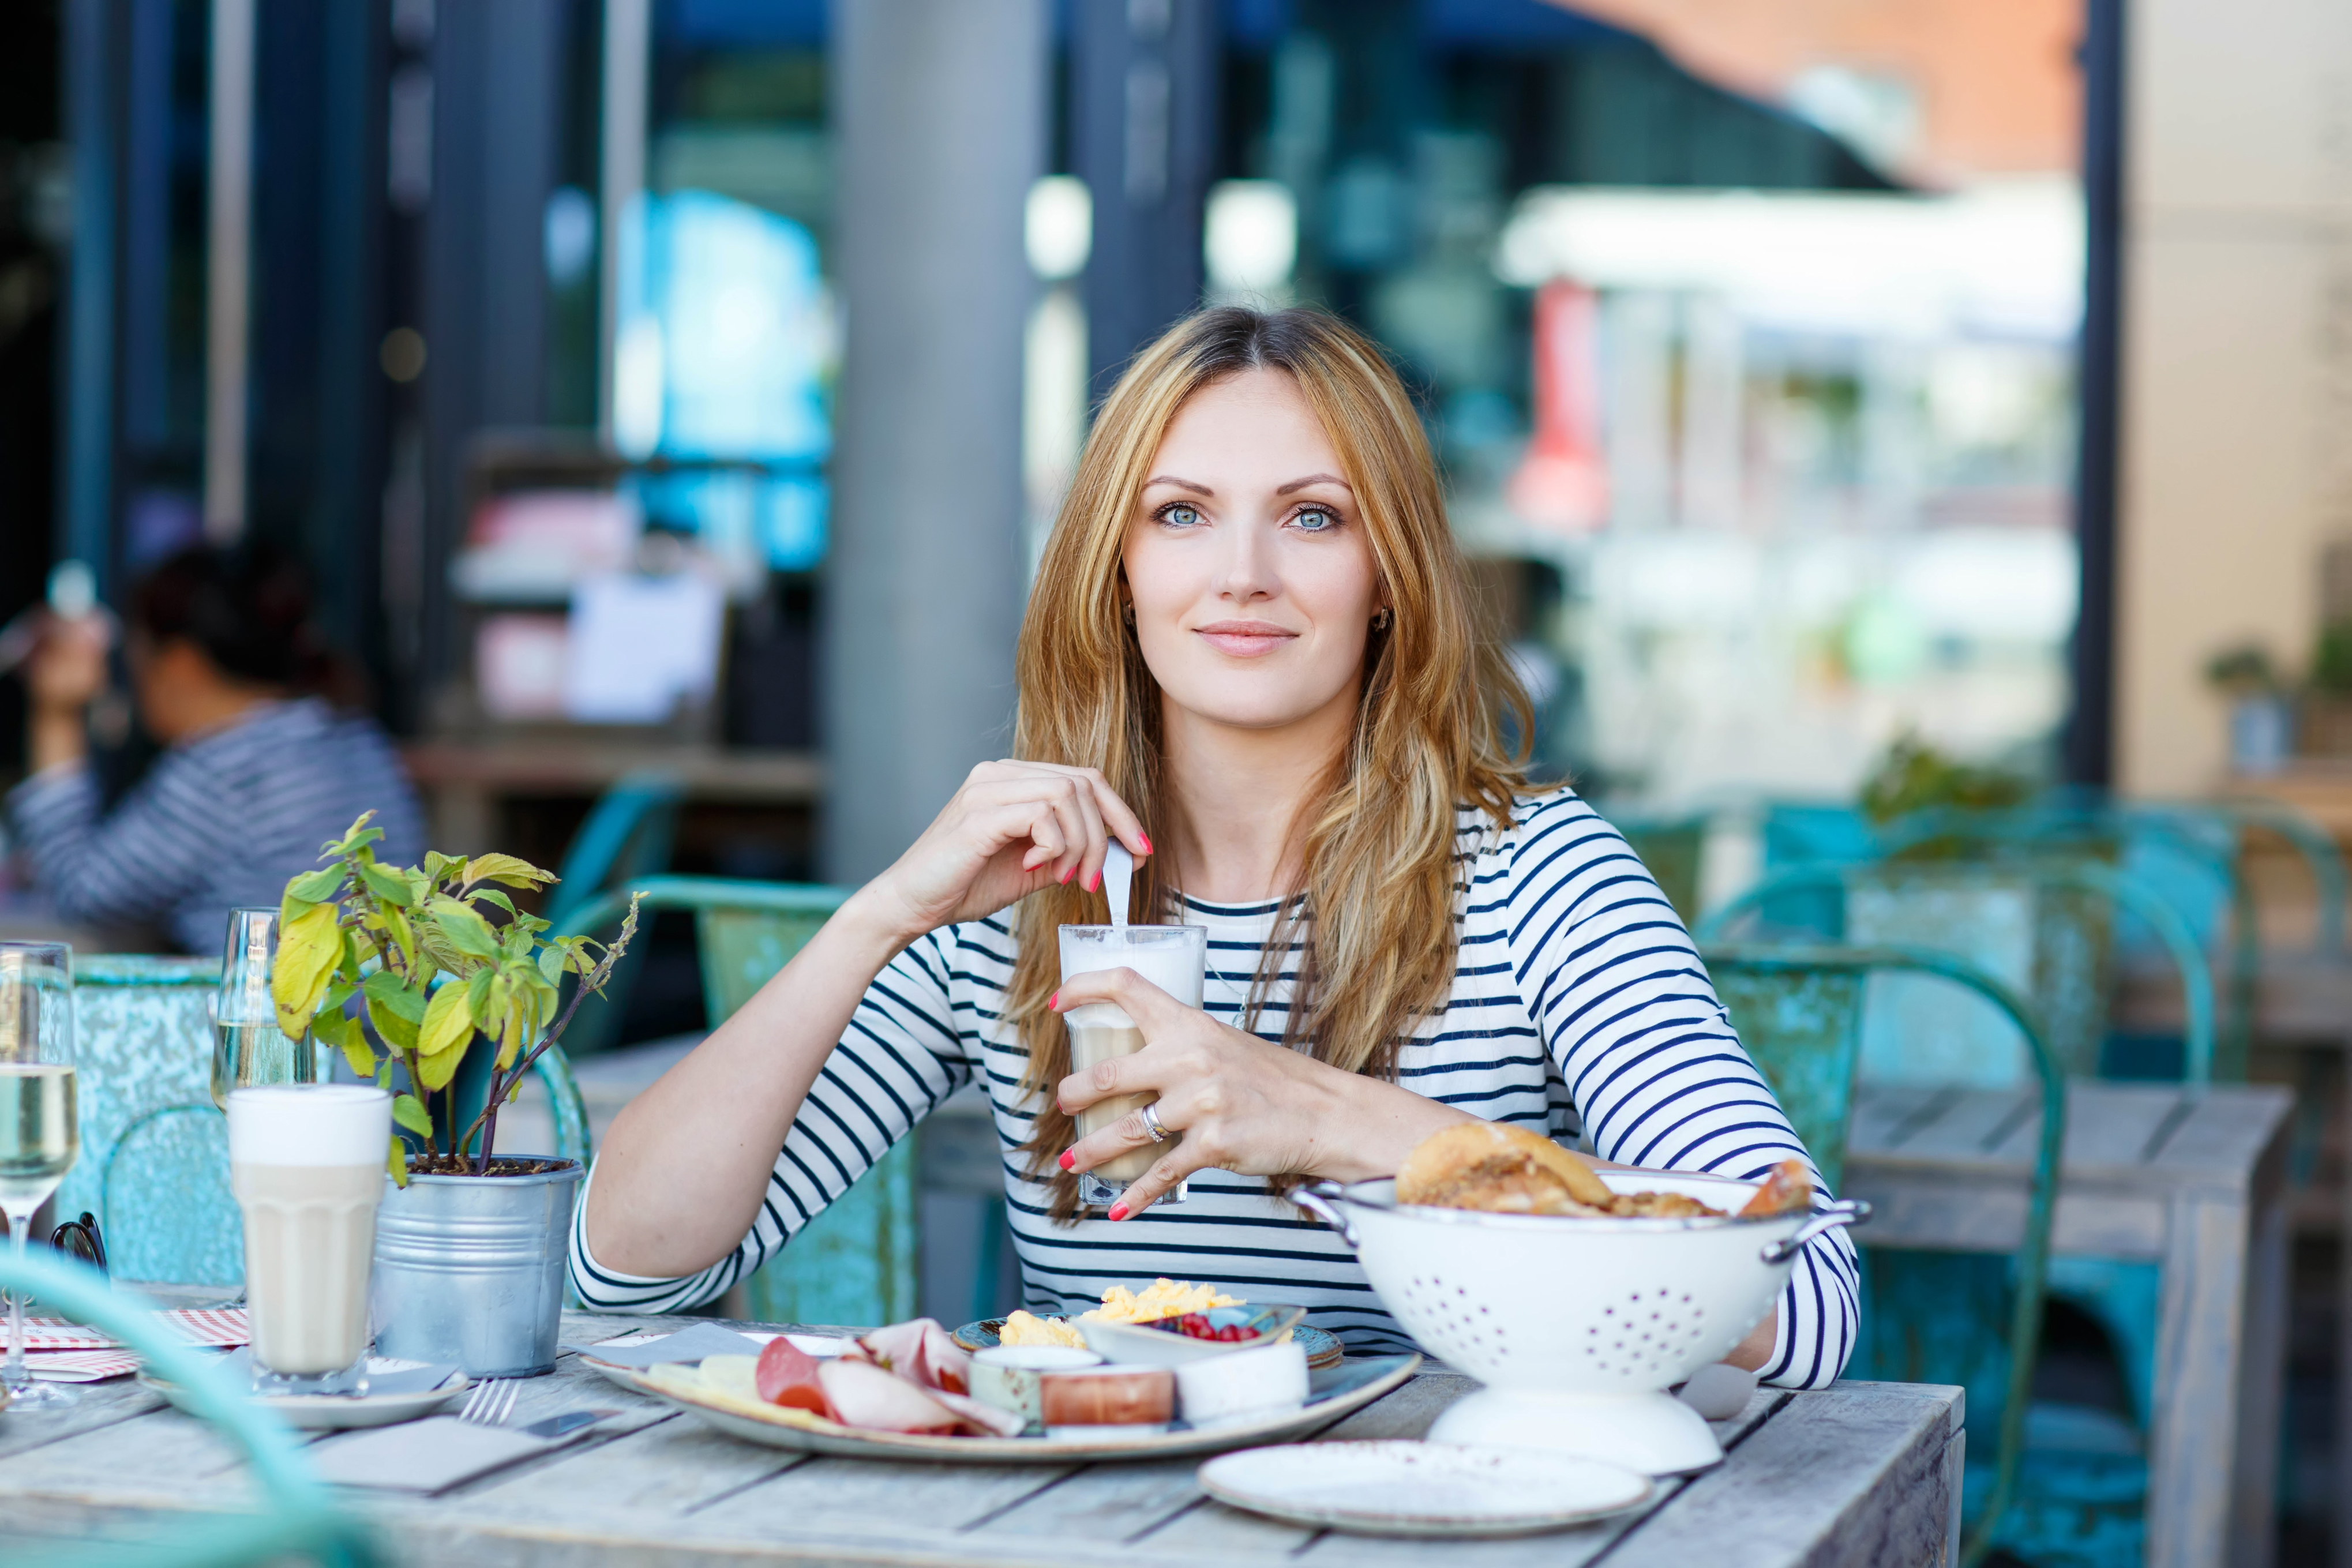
[1056,924,1206,1210]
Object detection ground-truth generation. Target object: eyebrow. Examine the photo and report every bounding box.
[1141,473,1353,496]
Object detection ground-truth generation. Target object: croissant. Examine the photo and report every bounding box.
[1395,1121,1618,1214]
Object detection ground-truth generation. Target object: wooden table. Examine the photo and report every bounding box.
[0,1307,1963,1568]
[1845,1078,2293,1568]
[400,740,822,854]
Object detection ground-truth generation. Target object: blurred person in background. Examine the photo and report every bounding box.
[6,543,422,952]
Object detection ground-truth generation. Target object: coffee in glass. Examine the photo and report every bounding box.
[226,1085,392,1394]
[1056,924,1207,1210]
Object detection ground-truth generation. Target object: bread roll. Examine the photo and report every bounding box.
[1395,1121,1616,1214]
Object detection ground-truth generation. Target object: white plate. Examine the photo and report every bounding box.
[599,1353,1420,1464]
[138,1360,469,1431]
[1196,1441,1654,1537]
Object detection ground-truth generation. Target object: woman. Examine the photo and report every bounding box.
[7,543,422,953]
[579,307,1856,1386]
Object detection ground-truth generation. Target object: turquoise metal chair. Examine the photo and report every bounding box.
[541,773,685,1059]
[0,1249,375,1567]
[557,877,920,1327]
[1703,941,2065,1566]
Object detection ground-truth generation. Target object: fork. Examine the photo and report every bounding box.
[457,1377,521,1427]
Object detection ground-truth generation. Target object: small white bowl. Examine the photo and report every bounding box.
[1175,1336,1308,1426]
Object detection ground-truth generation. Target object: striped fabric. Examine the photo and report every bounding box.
[7,699,423,954]
[571,788,1860,1389]
[14,1306,250,1351]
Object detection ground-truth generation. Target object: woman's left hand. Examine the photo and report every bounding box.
[1052,966,1471,1217]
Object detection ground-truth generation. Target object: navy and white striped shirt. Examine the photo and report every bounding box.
[6,698,424,955]
[571,787,1860,1388]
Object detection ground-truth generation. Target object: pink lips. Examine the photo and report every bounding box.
[1195,619,1297,657]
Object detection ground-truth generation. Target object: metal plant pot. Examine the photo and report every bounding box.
[371,1158,582,1376]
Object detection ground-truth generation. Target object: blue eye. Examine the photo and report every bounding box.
[1158,503,1203,528]
[1292,507,1339,533]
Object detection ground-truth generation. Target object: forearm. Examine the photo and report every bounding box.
[1303,1071,1475,1184]
[583,887,918,1277]
[29,705,86,775]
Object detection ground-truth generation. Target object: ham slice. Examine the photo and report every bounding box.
[754,1337,832,1416]
[815,1357,1023,1436]
[850,1318,973,1395]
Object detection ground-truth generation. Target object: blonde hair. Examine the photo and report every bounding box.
[1011,306,1532,1217]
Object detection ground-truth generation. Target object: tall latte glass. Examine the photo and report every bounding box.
[1057,925,1207,1210]
[227,1085,392,1394]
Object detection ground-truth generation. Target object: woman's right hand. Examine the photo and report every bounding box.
[859,761,1152,942]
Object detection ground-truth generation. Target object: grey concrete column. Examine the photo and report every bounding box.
[825,0,1047,886]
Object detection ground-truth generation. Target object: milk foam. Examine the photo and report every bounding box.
[227,1085,393,1167]
[1059,926,1205,1028]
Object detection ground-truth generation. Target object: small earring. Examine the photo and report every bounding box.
[1373,607,1391,631]
[1121,602,1136,625]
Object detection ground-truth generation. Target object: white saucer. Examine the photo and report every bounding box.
[1195,1441,1654,1537]
[139,1359,470,1431]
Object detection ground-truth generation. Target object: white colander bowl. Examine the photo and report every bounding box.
[1294,1169,1867,1475]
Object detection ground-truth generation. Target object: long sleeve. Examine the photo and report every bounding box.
[1501,793,1859,1389]
[568,925,979,1314]
[9,762,213,931]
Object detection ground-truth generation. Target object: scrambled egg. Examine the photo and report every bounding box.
[999,1279,1241,1348]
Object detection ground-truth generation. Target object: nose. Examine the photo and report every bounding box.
[1214,515,1278,605]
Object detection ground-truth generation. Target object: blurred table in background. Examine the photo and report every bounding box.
[1845,1079,2290,1568]
[400,742,821,857]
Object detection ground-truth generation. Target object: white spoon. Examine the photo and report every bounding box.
[1103,841,1134,930]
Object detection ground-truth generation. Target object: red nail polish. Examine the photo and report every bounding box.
[1060,865,1074,884]
[1137,833,1153,854]
[1086,871,1100,892]
[1058,1150,1075,1171]
[1107,1203,1130,1221]
[1048,991,1059,1010]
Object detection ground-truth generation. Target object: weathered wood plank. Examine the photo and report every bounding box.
[682,1454,1077,1544]
[416,1415,812,1529]
[1873,1089,2031,1165]
[0,1406,258,1506]
[2050,1082,2192,1169]
[1843,1169,2169,1259]
[1846,1086,1954,1154]
[2145,1086,2291,1183]
[1600,1383,1960,1568]
[0,1377,167,1462]
[2147,1195,2253,1568]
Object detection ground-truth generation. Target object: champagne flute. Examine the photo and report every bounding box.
[1,941,78,1409]
[210,907,315,1110]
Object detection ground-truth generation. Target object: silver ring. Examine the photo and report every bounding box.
[1139,1101,1171,1143]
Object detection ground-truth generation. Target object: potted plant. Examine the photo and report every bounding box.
[2205,642,2294,774]
[271,813,639,1375]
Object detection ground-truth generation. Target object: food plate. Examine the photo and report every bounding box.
[138,1358,469,1432]
[954,1316,1346,1372]
[1195,1441,1655,1537]
[616,1353,1419,1463]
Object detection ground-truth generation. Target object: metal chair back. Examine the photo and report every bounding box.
[542,773,685,1058]
[0,1249,376,1568]
[1701,939,2066,1566]
[556,877,917,1328]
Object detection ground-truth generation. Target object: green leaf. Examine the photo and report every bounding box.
[339,1031,378,1081]
[287,865,347,903]
[365,996,419,1052]
[469,887,519,920]
[461,851,557,890]
[271,901,344,1036]
[361,969,426,1018]
[390,1093,433,1137]
[417,983,475,1059]
[387,1135,408,1187]
[427,897,502,960]
[358,861,414,906]
[538,945,568,986]
[415,1041,465,1091]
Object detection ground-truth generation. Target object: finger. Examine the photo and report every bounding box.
[1103,1143,1209,1219]
[1058,1098,1174,1173]
[1017,763,1153,861]
[1043,786,1093,886]
[1052,966,1187,1034]
[1071,789,1110,898]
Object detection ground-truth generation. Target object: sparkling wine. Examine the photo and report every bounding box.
[0,1063,77,1215]
[211,1021,316,1111]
